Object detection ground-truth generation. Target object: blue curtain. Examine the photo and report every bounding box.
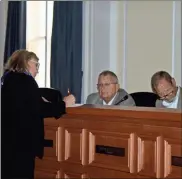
[51,1,83,103]
[4,1,26,64]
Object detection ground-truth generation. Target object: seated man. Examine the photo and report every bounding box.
[151,70,182,109]
[86,70,135,106]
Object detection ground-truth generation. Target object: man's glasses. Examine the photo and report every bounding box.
[159,90,174,100]
[97,83,117,88]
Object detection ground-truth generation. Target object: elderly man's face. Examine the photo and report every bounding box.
[97,75,119,103]
[155,78,177,102]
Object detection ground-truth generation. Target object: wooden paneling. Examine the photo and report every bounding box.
[35,105,182,178]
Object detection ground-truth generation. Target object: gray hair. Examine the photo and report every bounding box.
[99,70,118,83]
[151,70,173,93]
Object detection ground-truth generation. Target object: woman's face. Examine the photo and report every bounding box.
[27,58,40,78]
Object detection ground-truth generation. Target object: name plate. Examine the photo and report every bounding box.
[95,145,125,157]
[172,156,182,167]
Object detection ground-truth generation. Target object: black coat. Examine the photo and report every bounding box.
[1,71,65,178]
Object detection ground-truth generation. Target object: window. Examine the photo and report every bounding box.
[26,1,53,87]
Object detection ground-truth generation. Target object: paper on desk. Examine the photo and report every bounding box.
[68,103,83,107]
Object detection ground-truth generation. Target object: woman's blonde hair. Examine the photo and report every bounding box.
[4,49,39,73]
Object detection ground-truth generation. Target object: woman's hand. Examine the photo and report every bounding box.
[63,94,76,107]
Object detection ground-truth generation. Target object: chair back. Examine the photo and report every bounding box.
[130,92,159,107]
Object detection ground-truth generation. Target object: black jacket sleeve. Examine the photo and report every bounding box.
[40,99,66,119]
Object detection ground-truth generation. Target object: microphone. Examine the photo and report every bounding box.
[114,95,128,105]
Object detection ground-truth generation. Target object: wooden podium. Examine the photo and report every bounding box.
[35,105,182,178]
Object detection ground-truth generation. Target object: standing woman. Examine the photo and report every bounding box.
[1,50,75,178]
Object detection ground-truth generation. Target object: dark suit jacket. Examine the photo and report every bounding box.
[86,88,135,106]
[1,71,66,178]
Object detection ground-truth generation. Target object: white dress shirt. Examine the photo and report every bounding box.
[162,87,180,109]
[103,93,117,105]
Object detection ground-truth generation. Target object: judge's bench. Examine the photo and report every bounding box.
[35,105,182,178]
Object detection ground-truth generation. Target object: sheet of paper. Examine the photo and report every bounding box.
[68,104,83,107]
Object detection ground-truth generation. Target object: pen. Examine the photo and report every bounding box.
[68,88,70,95]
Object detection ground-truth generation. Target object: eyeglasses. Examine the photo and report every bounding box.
[159,90,174,100]
[97,83,117,88]
[30,60,40,69]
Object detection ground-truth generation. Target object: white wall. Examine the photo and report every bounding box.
[0,0,8,76]
[125,1,173,92]
[82,1,120,103]
[173,1,181,86]
[82,1,110,103]
[82,1,181,103]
